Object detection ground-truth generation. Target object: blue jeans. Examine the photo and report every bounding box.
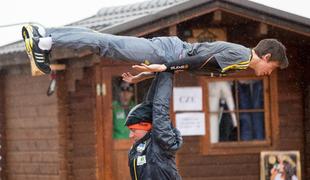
[46,27,191,63]
[238,81,264,140]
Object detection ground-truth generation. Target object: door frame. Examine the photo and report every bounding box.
[95,63,136,180]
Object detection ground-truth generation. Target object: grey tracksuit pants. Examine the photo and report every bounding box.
[46,26,191,63]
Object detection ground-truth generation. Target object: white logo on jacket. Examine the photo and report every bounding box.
[137,155,146,166]
[136,143,146,153]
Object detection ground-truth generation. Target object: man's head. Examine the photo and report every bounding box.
[119,81,134,106]
[125,102,152,142]
[252,39,288,76]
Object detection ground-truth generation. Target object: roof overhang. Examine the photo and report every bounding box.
[101,0,310,37]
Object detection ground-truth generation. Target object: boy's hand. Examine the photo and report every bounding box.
[132,63,167,72]
[122,72,137,84]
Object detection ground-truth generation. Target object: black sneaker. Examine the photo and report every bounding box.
[22,24,51,74]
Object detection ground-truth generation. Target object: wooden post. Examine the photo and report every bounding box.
[0,74,6,180]
[169,25,177,36]
[95,65,105,180]
[102,67,114,180]
[50,64,66,71]
[258,22,268,36]
[31,64,66,76]
[213,10,222,23]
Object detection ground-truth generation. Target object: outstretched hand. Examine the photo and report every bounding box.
[132,63,167,73]
[122,72,137,84]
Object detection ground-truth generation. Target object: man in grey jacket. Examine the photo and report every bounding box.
[125,72,182,180]
[22,24,288,77]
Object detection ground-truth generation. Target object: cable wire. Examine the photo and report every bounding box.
[0,22,43,28]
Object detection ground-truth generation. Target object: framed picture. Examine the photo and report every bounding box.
[260,151,301,180]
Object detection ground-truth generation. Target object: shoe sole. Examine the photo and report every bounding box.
[22,25,46,75]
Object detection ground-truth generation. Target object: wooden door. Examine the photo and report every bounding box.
[98,65,152,180]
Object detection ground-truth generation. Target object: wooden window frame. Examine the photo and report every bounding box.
[200,71,279,155]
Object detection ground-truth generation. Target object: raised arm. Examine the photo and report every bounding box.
[122,72,155,84]
[151,72,182,152]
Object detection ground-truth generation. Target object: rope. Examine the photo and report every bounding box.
[0,22,44,28]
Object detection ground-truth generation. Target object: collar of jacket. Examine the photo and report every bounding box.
[132,132,151,149]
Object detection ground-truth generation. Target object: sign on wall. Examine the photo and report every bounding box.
[176,112,205,136]
[173,87,202,111]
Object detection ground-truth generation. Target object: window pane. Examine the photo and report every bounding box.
[112,77,136,139]
[219,112,238,142]
[208,79,266,143]
[239,112,265,141]
[237,80,265,141]
[111,77,153,139]
[237,80,264,110]
[208,81,236,143]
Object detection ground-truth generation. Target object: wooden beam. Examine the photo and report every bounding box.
[218,6,310,37]
[169,25,177,36]
[31,64,66,77]
[50,64,66,71]
[95,65,104,180]
[213,10,222,23]
[258,22,268,36]
[102,67,114,180]
[0,75,6,180]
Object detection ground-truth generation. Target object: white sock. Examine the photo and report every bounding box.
[38,37,52,50]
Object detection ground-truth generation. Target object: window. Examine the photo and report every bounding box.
[111,77,137,140]
[111,76,152,140]
[201,71,279,155]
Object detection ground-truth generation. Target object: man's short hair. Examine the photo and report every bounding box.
[254,39,289,69]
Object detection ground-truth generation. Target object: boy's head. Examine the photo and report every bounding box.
[251,39,288,76]
[253,38,289,69]
[125,102,152,142]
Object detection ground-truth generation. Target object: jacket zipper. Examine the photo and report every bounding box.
[133,158,138,180]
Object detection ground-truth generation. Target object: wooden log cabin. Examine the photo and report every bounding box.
[0,0,309,179]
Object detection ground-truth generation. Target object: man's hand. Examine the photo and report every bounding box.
[122,72,138,84]
[132,63,167,72]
